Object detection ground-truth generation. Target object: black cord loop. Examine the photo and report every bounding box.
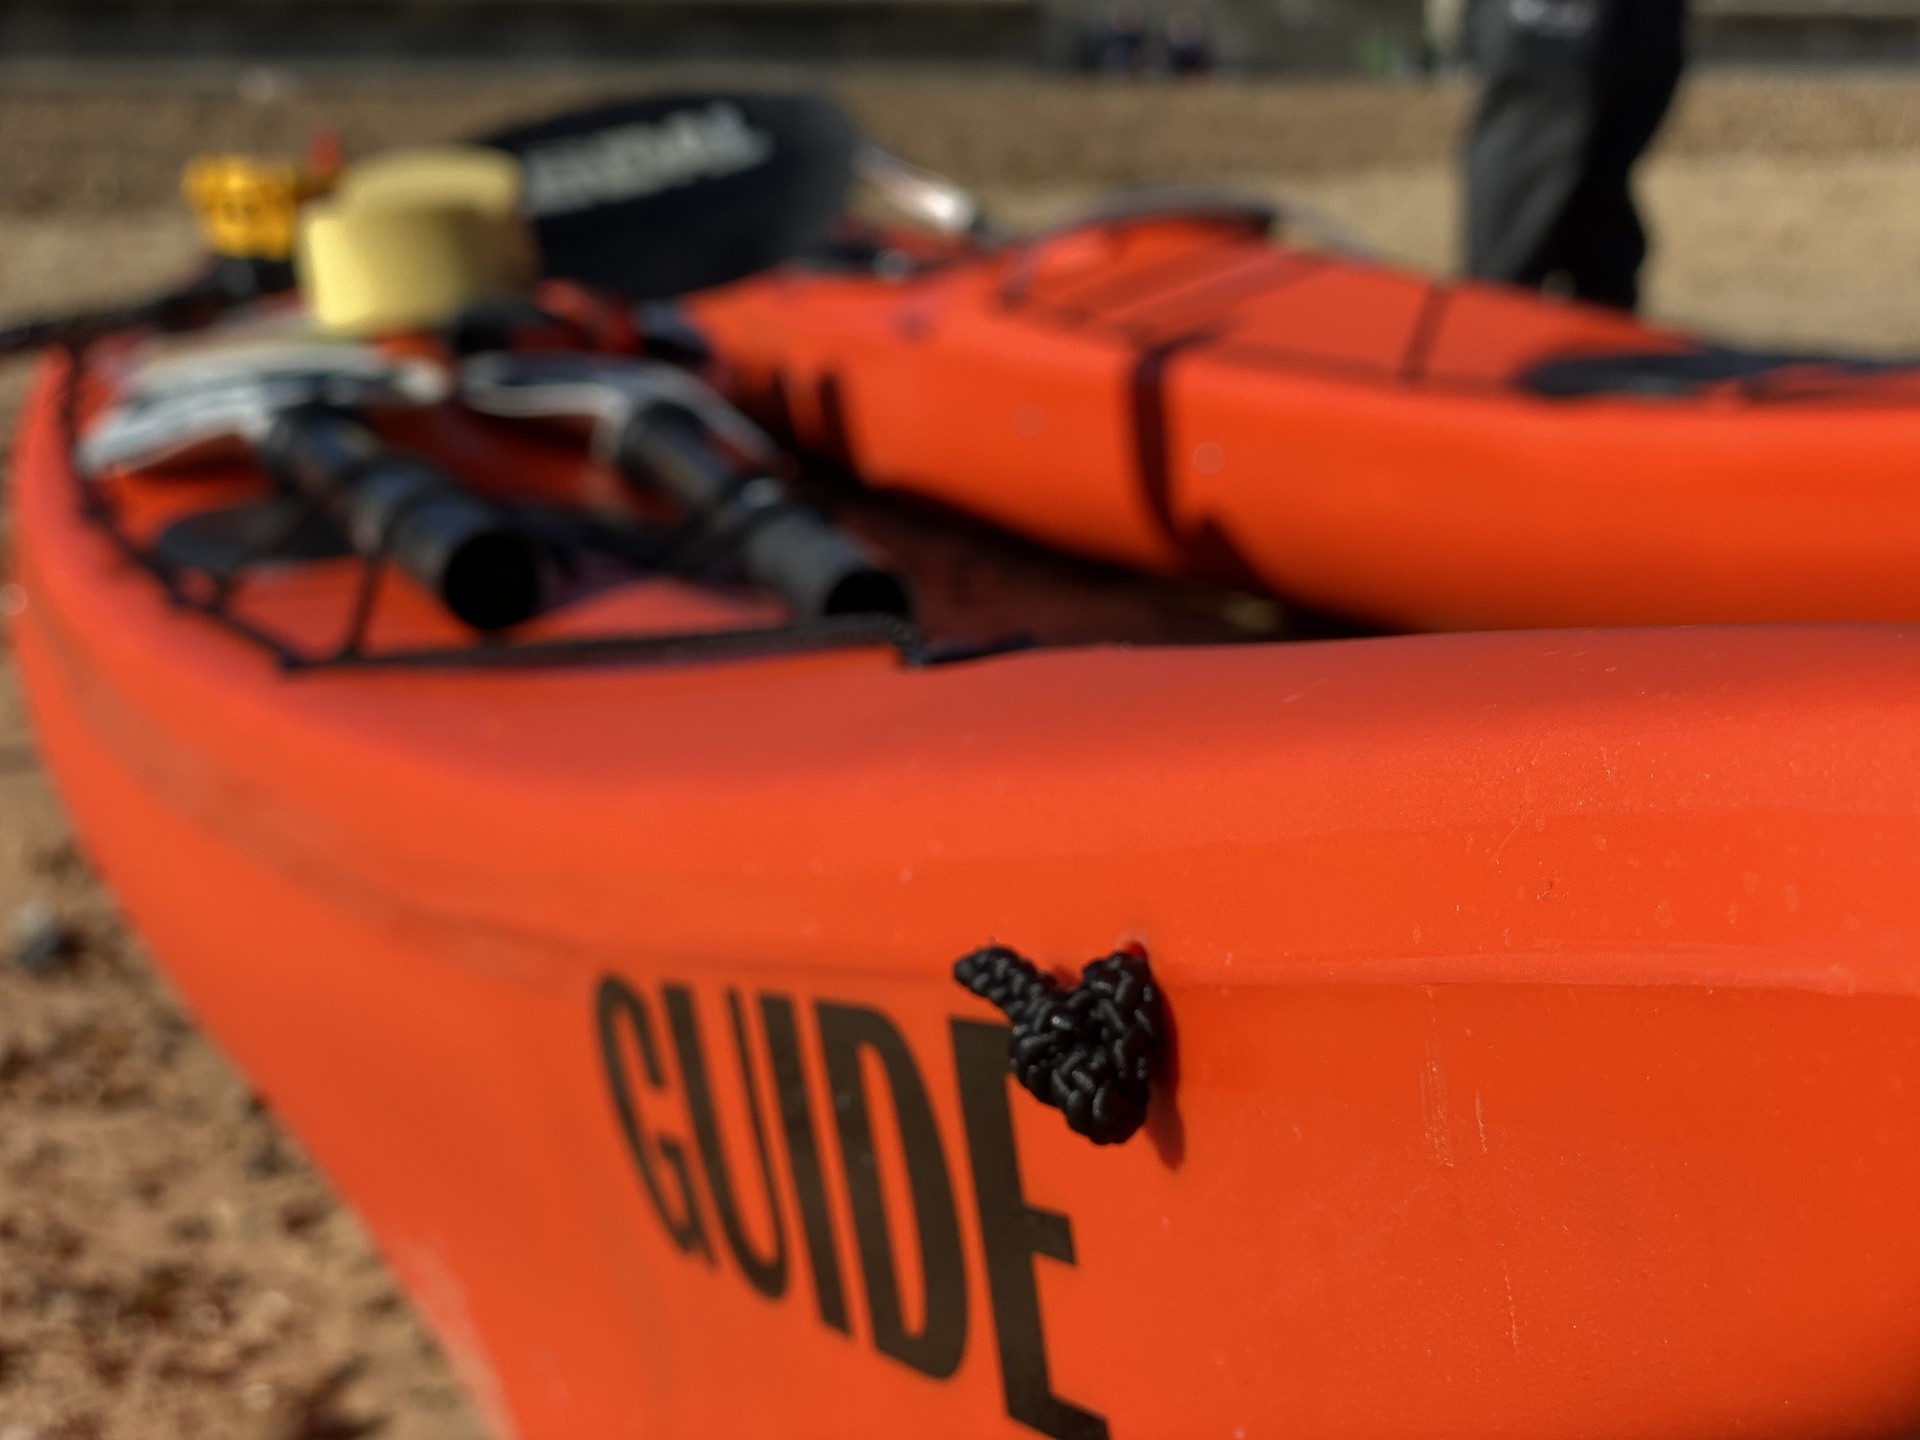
[953,944,1164,1145]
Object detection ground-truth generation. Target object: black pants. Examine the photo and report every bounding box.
[1463,0,1686,311]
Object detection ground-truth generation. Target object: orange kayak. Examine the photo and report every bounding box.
[17,339,1920,1440]
[687,200,1920,630]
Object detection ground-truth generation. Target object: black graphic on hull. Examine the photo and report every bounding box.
[594,975,1109,1440]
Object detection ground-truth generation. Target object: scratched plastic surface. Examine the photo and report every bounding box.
[14,353,1920,1439]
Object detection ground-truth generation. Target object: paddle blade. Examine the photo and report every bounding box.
[479,93,859,299]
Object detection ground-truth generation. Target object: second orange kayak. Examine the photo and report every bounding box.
[688,199,1920,630]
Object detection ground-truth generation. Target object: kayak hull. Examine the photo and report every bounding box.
[16,353,1920,1438]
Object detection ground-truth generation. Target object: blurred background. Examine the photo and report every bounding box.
[10,9,1920,366]
[9,0,1920,73]
[3,7,1920,1440]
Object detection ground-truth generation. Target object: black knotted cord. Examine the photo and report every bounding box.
[953,944,1164,1145]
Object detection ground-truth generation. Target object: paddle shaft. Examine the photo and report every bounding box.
[0,259,296,361]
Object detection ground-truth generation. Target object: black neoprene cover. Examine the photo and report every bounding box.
[480,92,859,299]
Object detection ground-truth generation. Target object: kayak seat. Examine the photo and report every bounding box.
[1522,345,1919,399]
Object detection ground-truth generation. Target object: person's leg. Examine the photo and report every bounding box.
[1463,0,1609,290]
[1529,176,1644,309]
[1550,0,1685,308]
[1465,0,1685,309]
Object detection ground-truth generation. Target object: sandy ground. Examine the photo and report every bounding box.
[0,675,485,1439]
[2,68,1920,1438]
